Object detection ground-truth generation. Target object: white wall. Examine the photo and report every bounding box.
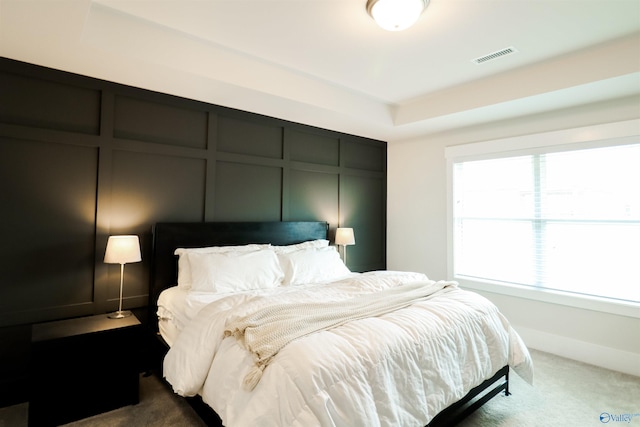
[387,95,640,377]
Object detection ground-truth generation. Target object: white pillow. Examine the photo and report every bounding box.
[174,244,268,289]
[271,239,330,254]
[278,246,351,286]
[188,250,284,294]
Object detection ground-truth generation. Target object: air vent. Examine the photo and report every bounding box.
[472,46,519,64]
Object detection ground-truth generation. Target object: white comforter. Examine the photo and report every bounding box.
[164,271,533,427]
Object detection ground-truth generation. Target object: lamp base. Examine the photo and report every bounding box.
[107,310,132,319]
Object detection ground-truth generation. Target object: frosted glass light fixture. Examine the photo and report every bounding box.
[366,0,429,31]
[104,235,142,319]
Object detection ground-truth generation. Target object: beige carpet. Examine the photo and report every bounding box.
[460,350,640,427]
[0,372,205,427]
[1,349,639,427]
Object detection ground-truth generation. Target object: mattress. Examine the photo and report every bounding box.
[161,270,533,427]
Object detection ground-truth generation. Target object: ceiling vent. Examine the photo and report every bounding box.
[472,46,519,64]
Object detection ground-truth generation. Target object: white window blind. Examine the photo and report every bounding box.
[453,143,640,304]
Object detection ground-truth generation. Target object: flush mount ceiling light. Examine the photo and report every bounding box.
[366,0,430,31]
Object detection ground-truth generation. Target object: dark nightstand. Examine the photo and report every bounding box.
[28,313,142,427]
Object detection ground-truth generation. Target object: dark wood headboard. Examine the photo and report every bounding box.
[149,221,329,328]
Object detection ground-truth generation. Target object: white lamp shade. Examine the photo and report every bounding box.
[104,235,142,264]
[367,0,428,31]
[335,228,355,246]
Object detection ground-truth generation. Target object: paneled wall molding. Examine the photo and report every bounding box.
[0,56,387,328]
[94,89,115,316]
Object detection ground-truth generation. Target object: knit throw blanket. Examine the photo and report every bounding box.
[224,280,456,391]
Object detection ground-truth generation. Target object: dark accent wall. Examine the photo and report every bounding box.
[0,57,386,406]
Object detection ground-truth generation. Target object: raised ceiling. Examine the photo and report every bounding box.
[1,0,639,141]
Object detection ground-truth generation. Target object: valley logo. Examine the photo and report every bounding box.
[600,412,640,424]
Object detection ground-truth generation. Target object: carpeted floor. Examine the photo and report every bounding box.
[0,372,206,427]
[1,349,638,427]
[459,350,640,427]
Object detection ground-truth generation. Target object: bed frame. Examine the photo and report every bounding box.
[149,221,510,427]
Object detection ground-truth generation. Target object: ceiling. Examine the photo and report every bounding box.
[1,0,639,142]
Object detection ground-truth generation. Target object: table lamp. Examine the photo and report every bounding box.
[104,235,142,319]
[335,227,355,266]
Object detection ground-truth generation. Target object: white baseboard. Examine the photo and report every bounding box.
[513,325,640,378]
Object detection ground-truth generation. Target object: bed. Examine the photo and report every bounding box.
[150,221,533,427]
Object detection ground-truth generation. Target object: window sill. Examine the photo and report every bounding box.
[456,276,640,319]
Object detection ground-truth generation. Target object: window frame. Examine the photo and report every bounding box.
[445,119,640,319]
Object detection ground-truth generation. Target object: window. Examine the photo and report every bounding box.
[446,121,640,314]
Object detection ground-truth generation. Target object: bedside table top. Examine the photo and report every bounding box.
[32,313,141,342]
